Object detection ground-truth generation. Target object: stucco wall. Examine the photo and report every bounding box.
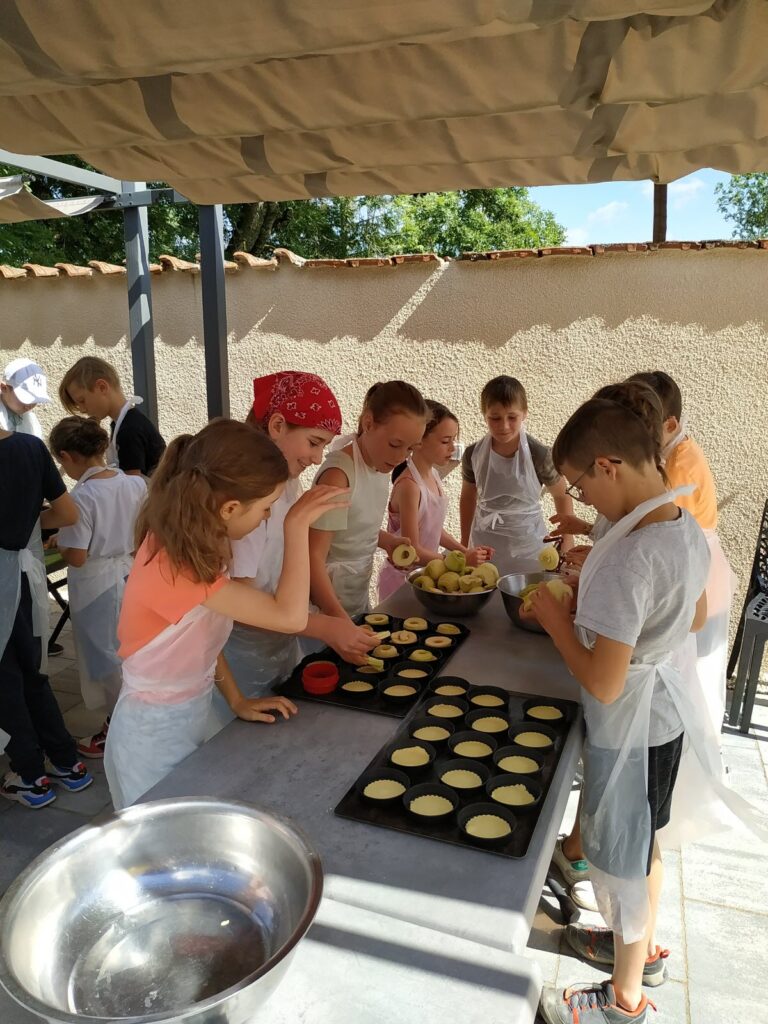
[1,248,766,625]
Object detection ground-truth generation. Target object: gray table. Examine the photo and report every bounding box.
[147,588,583,956]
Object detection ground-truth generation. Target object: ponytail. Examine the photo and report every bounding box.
[136,419,289,584]
[357,380,427,436]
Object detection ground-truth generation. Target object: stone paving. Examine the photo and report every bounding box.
[1,610,766,1023]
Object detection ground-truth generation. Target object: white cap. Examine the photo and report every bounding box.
[3,358,50,405]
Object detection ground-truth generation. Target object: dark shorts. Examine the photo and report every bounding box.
[646,732,684,873]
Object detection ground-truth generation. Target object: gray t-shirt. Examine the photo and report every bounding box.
[575,510,710,746]
[461,434,560,488]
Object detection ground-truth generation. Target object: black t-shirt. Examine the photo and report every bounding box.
[111,407,166,476]
[0,433,66,550]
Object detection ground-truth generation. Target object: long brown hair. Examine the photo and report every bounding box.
[49,416,109,458]
[357,380,427,435]
[136,419,289,583]
[553,381,665,479]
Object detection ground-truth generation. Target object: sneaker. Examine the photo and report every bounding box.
[552,837,599,911]
[46,761,94,793]
[0,771,56,809]
[77,718,110,759]
[565,923,669,987]
[539,981,653,1023]
[48,641,64,657]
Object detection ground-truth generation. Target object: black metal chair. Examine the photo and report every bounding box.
[727,499,768,732]
[44,550,70,651]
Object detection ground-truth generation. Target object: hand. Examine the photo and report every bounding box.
[548,513,591,538]
[559,533,575,554]
[232,695,298,723]
[379,533,411,559]
[286,485,350,529]
[43,534,59,550]
[324,617,380,664]
[563,545,591,570]
[465,546,491,567]
[529,584,573,639]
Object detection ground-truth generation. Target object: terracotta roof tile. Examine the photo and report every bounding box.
[22,263,59,277]
[391,253,441,264]
[539,246,592,257]
[700,239,757,249]
[345,256,394,267]
[758,239,768,249]
[647,241,702,251]
[591,243,649,254]
[55,262,93,277]
[304,258,349,268]
[158,254,200,273]
[232,251,278,269]
[0,264,27,279]
[273,247,306,267]
[88,260,126,275]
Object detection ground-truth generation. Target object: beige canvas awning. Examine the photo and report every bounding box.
[0,175,104,222]
[0,1,766,202]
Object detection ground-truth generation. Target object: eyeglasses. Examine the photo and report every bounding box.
[565,459,622,501]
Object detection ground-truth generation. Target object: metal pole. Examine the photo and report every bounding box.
[122,180,159,426]
[198,204,229,420]
[652,183,668,243]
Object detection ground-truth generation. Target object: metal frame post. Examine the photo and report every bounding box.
[122,180,159,426]
[198,204,229,419]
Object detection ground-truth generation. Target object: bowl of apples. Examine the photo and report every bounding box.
[406,550,499,619]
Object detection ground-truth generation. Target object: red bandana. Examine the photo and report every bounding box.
[252,372,342,434]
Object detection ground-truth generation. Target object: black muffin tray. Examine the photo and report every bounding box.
[274,615,470,718]
[335,685,578,858]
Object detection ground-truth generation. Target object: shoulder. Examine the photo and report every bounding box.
[461,441,479,481]
[526,433,559,484]
[317,449,353,483]
[122,408,164,441]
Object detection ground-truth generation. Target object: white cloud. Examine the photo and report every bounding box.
[639,181,654,198]
[565,226,590,246]
[669,177,706,209]
[586,200,629,225]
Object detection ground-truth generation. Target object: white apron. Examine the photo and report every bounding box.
[208,482,303,737]
[319,435,390,618]
[0,520,49,676]
[469,430,546,575]
[378,459,449,602]
[104,601,233,809]
[106,396,143,468]
[577,488,768,943]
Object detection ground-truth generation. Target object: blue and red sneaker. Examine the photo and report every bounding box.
[1,771,56,809]
[46,761,94,793]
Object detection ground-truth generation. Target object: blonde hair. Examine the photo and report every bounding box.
[136,419,289,584]
[60,357,121,413]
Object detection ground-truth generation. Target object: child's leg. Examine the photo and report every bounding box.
[562,792,584,860]
[612,840,664,1010]
[1,632,48,782]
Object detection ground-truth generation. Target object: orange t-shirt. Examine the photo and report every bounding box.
[118,536,228,658]
[665,437,718,531]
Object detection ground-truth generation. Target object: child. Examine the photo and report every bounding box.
[0,427,94,808]
[209,372,378,734]
[104,418,347,809]
[532,385,710,1023]
[309,381,428,619]
[59,356,166,476]
[49,416,148,758]
[628,370,736,735]
[460,375,574,576]
[378,400,492,601]
[0,358,50,438]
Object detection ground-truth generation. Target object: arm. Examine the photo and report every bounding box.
[529,584,633,704]
[301,613,379,664]
[205,484,349,632]
[56,545,88,569]
[40,492,79,530]
[459,480,477,547]
[214,653,298,723]
[548,511,593,538]
[690,590,707,633]
[396,478,441,564]
[308,528,349,619]
[546,477,575,552]
[378,529,411,560]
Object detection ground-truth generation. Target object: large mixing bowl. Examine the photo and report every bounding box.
[498,571,566,634]
[0,798,323,1024]
[406,568,497,618]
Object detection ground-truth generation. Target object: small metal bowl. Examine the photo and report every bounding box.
[497,571,567,634]
[0,798,322,1024]
[406,569,497,619]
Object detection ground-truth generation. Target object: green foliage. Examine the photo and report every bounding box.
[714,174,768,240]
[1,155,565,264]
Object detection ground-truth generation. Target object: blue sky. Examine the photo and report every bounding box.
[529,169,734,246]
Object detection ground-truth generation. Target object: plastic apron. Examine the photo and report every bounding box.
[104,601,233,809]
[469,430,546,575]
[208,482,303,737]
[321,436,390,618]
[65,467,133,711]
[577,488,768,942]
[379,459,449,602]
[0,521,49,676]
[106,396,143,468]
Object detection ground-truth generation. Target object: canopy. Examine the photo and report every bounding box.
[0,1,766,203]
[0,175,104,222]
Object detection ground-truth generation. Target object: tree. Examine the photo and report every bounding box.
[1,156,565,263]
[714,174,768,240]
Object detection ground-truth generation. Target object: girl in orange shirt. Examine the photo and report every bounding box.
[104,419,347,809]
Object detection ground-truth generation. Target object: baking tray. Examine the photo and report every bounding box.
[334,686,578,858]
[274,615,470,718]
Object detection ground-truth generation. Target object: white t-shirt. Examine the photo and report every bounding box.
[575,510,710,745]
[57,472,147,557]
[0,401,42,438]
[230,479,300,589]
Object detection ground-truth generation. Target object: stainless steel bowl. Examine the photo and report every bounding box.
[498,571,566,634]
[406,568,496,618]
[0,798,323,1024]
